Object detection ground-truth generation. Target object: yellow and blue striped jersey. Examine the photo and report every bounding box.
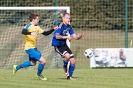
[24,23,44,50]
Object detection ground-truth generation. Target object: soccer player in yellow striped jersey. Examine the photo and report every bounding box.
[23,23,45,50]
[12,14,58,80]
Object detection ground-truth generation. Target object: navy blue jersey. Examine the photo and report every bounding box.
[52,22,74,46]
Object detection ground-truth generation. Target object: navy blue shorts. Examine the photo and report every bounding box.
[54,45,74,58]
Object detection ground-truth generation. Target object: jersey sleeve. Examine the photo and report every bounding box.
[69,26,74,35]
[55,28,62,34]
[24,23,31,30]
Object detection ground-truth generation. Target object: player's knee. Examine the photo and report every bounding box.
[70,58,76,64]
[64,53,70,60]
[39,57,46,64]
[42,60,46,64]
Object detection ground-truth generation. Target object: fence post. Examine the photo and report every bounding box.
[54,0,59,67]
[125,0,128,48]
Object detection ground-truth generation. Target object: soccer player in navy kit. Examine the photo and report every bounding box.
[52,13,82,80]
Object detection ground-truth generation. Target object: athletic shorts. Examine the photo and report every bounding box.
[54,46,74,58]
[25,48,42,61]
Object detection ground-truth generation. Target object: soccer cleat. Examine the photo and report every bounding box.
[12,65,17,76]
[36,74,47,81]
[67,76,76,80]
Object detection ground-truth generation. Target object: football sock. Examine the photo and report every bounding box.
[63,59,68,68]
[37,63,45,76]
[69,64,75,77]
[16,61,32,70]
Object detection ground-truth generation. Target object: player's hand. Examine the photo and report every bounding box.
[67,36,72,41]
[54,26,59,30]
[31,32,38,38]
[77,33,83,40]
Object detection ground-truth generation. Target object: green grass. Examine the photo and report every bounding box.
[0,69,133,88]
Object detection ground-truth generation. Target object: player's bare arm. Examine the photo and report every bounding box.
[72,33,83,40]
[56,33,72,41]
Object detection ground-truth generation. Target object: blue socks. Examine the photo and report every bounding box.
[63,59,68,68]
[69,64,75,77]
[16,61,45,76]
[16,61,32,70]
[63,59,75,77]
[37,63,45,76]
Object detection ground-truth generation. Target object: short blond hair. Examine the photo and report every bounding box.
[62,13,70,17]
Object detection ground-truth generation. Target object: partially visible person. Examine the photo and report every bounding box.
[117,49,126,67]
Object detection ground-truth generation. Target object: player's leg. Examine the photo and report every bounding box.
[36,57,47,80]
[12,48,37,76]
[60,51,76,80]
[54,46,69,76]
[65,47,76,80]
[63,53,71,75]
[13,60,36,76]
[31,48,47,80]
[63,53,76,80]
[63,58,69,76]
[67,57,76,80]
[17,59,36,68]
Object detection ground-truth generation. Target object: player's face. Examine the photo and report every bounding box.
[63,14,70,25]
[33,16,39,25]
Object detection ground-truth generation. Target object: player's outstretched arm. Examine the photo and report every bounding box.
[72,33,83,40]
[56,33,72,41]
[42,26,58,36]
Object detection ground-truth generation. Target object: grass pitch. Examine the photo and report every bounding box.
[0,68,133,88]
